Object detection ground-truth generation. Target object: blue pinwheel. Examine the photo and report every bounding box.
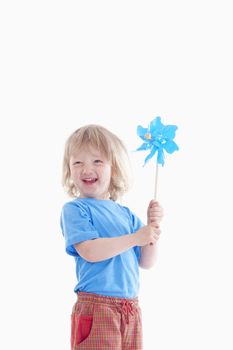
[136,116,179,166]
[136,116,179,200]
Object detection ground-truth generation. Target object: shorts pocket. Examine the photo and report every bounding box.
[71,313,93,347]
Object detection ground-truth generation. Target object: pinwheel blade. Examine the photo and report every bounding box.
[136,143,151,151]
[163,140,179,154]
[157,148,165,166]
[137,125,148,139]
[163,125,178,140]
[143,146,158,166]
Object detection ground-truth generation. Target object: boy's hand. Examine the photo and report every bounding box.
[147,200,164,228]
[134,225,161,247]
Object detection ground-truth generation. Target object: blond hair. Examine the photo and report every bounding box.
[62,124,131,201]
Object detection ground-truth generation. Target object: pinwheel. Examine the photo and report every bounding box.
[136,116,179,199]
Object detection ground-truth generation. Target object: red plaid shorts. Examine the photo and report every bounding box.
[71,292,143,350]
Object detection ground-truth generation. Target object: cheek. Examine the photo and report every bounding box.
[103,167,111,183]
[70,169,79,181]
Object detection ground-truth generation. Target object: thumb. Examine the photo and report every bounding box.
[148,199,158,208]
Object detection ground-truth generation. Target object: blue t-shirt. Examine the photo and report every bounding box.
[60,198,144,298]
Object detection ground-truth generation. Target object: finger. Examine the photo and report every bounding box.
[149,217,162,225]
[149,201,159,208]
[150,207,163,214]
[148,214,162,222]
[151,219,162,226]
[149,200,159,208]
[149,209,163,217]
[149,215,161,221]
[149,222,160,230]
[149,212,163,218]
[150,221,160,228]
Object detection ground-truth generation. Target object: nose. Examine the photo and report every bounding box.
[82,164,93,175]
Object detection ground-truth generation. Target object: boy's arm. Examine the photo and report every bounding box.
[75,225,157,262]
[139,242,159,269]
[139,200,163,269]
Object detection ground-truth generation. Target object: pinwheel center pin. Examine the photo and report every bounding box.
[144,133,152,140]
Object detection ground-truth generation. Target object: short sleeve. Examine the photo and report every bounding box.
[60,202,99,256]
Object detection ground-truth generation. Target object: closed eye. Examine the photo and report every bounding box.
[73,161,82,165]
[94,159,103,164]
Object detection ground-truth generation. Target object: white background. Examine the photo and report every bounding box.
[0,1,233,349]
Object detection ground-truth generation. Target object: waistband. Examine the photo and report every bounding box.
[77,292,138,306]
[77,292,139,324]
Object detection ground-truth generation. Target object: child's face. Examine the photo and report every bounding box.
[69,146,111,200]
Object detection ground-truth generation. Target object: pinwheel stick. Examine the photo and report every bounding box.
[154,163,159,200]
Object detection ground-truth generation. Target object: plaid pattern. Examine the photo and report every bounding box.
[71,292,143,350]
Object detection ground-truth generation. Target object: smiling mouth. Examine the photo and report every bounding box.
[82,178,98,184]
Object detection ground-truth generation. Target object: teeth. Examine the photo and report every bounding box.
[83,178,97,182]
